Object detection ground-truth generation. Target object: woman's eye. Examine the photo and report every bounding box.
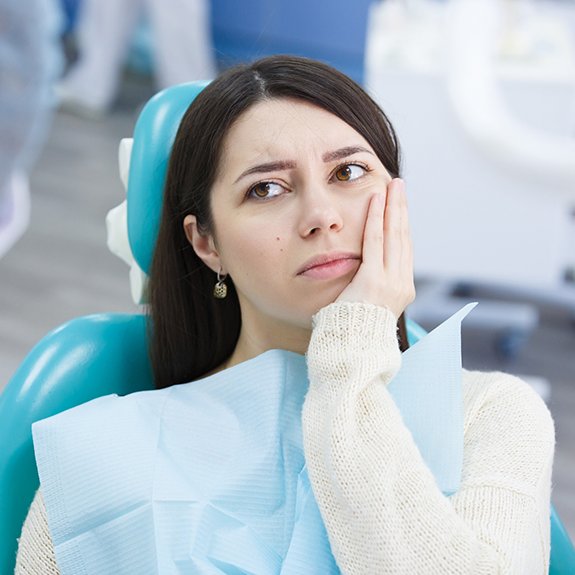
[334,164,366,182]
[248,182,284,199]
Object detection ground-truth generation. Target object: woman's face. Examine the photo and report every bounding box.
[186,98,392,341]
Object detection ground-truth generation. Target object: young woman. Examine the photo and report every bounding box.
[16,55,554,574]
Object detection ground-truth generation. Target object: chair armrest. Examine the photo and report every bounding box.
[0,313,153,575]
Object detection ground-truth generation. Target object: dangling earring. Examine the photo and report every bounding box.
[214,268,228,299]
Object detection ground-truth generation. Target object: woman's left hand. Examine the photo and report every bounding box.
[335,178,415,317]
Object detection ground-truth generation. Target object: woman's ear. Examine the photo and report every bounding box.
[183,215,224,274]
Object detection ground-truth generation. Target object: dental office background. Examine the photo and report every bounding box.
[1,0,574,539]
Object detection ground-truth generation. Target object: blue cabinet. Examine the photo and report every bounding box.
[212,0,373,83]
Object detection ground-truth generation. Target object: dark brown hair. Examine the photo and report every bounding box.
[148,55,408,389]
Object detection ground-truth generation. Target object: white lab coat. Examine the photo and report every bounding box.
[61,0,216,109]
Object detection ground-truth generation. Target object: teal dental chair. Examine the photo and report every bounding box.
[1,82,574,575]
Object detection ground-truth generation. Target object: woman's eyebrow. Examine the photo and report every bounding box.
[234,160,297,184]
[322,146,374,163]
[233,146,374,184]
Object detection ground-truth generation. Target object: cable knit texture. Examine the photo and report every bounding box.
[15,489,58,575]
[16,302,555,575]
[303,301,554,574]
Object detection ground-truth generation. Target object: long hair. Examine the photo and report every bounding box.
[148,55,409,389]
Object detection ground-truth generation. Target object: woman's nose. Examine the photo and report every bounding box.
[297,186,344,237]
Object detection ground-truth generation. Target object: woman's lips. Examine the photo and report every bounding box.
[297,253,360,280]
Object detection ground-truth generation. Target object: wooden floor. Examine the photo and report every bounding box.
[1,73,574,543]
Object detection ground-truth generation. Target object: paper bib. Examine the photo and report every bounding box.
[33,303,476,575]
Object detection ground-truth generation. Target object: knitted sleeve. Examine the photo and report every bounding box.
[302,301,555,575]
[15,489,59,575]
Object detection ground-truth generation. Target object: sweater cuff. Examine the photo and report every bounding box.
[307,301,402,383]
[312,301,399,349]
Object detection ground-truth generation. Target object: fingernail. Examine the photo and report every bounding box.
[377,193,385,204]
[397,179,405,193]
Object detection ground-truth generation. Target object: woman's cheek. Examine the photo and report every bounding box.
[226,235,283,287]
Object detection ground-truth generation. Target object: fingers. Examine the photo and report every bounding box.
[361,178,411,276]
[383,178,415,308]
[383,178,409,273]
[361,191,385,273]
[335,177,414,315]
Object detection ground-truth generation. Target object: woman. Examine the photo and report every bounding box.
[16,55,554,574]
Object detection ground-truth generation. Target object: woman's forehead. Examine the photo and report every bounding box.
[217,98,375,176]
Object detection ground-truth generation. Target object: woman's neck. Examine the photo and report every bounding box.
[223,303,312,371]
[229,327,309,367]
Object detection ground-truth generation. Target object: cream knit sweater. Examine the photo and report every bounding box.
[16,302,555,574]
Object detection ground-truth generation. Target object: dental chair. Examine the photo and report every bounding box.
[1,82,574,575]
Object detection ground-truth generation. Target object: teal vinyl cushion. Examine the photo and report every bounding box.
[0,314,153,574]
[127,81,209,275]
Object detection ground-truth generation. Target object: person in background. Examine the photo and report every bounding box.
[57,0,216,118]
[0,0,63,259]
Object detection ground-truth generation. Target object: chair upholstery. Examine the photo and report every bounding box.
[0,314,153,574]
[550,504,575,574]
[126,80,209,276]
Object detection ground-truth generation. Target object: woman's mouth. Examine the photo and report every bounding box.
[297,252,360,280]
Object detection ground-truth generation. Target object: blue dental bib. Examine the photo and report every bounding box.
[32,304,475,575]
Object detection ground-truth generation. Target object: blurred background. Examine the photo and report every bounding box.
[0,0,574,540]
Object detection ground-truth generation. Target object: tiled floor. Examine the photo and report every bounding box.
[0,76,151,391]
[1,73,574,545]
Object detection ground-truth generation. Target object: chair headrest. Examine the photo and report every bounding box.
[127,81,210,275]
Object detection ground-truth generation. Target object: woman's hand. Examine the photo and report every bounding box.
[336,178,415,318]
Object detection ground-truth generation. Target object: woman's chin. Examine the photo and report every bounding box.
[300,281,353,319]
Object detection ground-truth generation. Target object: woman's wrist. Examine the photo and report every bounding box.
[307,301,402,385]
[312,301,398,341]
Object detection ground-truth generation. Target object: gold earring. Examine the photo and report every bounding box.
[214,268,227,299]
